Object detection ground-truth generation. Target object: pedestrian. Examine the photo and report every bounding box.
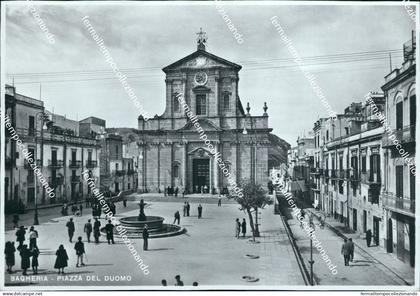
[175,187,179,197]
[29,226,38,250]
[341,238,351,266]
[61,205,66,216]
[348,238,355,262]
[183,202,187,217]
[4,241,16,273]
[193,282,198,286]
[187,202,191,217]
[79,204,83,216]
[241,218,247,237]
[15,226,26,250]
[218,197,221,207]
[54,245,69,274]
[161,279,167,286]
[366,229,372,247]
[93,218,101,243]
[71,204,77,215]
[235,218,241,238]
[85,197,90,208]
[111,202,116,215]
[105,220,115,244]
[84,219,93,243]
[198,204,203,219]
[19,244,31,275]
[66,218,75,243]
[173,210,181,225]
[31,246,39,275]
[74,236,86,267]
[175,275,184,286]
[123,199,127,208]
[142,224,149,251]
[12,214,19,228]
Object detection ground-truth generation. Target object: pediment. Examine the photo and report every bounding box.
[178,118,222,132]
[162,50,241,73]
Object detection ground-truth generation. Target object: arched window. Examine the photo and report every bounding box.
[173,163,180,178]
[223,93,230,111]
[173,93,180,112]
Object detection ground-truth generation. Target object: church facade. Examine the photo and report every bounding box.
[136,31,272,194]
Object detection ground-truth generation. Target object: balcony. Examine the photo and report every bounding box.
[71,175,81,183]
[27,174,35,186]
[382,192,415,216]
[382,125,415,148]
[310,168,323,176]
[113,170,126,177]
[86,160,98,168]
[330,169,337,179]
[127,169,136,175]
[24,159,42,169]
[361,170,381,184]
[310,182,320,192]
[69,160,82,168]
[349,169,359,181]
[324,169,330,178]
[338,169,346,179]
[48,160,64,168]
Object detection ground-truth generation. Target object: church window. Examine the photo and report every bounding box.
[196,94,207,115]
[173,164,179,178]
[223,93,230,111]
[173,93,180,112]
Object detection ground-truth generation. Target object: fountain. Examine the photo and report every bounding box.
[115,199,185,238]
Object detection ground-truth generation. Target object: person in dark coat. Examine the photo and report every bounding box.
[366,229,372,247]
[105,220,115,244]
[5,241,16,273]
[241,219,247,237]
[348,238,355,262]
[174,187,179,197]
[341,238,351,266]
[84,219,93,243]
[12,214,19,228]
[74,236,86,267]
[186,202,191,217]
[54,245,69,274]
[183,202,187,217]
[175,275,184,286]
[29,226,38,250]
[123,199,127,208]
[173,211,180,225]
[218,197,222,207]
[93,218,101,243]
[66,218,75,243]
[19,244,31,275]
[15,226,26,250]
[79,204,83,216]
[142,224,149,251]
[31,246,39,274]
[197,204,203,219]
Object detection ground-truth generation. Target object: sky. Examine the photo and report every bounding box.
[4,2,416,145]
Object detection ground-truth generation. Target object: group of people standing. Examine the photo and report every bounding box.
[235,218,247,238]
[161,275,198,286]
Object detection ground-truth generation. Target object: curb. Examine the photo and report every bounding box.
[307,209,412,286]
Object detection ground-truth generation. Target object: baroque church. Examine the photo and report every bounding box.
[136,29,272,194]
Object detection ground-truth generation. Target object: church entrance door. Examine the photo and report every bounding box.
[192,159,210,193]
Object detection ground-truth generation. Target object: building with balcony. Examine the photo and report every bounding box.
[380,33,416,267]
[4,85,101,208]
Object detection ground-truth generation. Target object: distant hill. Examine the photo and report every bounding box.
[268,133,290,168]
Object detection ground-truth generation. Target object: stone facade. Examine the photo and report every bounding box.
[136,37,272,194]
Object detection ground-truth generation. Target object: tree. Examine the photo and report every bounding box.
[230,179,273,241]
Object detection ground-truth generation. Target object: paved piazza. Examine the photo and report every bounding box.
[4,196,305,287]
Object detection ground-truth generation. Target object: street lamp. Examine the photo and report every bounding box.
[33,111,48,225]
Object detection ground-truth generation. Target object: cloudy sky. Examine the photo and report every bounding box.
[4,2,416,144]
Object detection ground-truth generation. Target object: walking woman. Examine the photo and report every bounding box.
[54,245,69,274]
[31,247,40,274]
[4,241,16,273]
[19,244,31,275]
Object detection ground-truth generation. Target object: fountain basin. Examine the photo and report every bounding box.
[119,216,164,232]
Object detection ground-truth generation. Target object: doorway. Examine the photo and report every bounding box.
[193,159,210,193]
[373,216,380,246]
[387,218,393,253]
[353,208,357,231]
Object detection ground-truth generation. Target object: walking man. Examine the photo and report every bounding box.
[79,204,83,216]
[341,238,351,266]
[348,238,355,262]
[366,229,372,247]
[66,218,75,243]
[105,220,115,244]
[218,197,221,207]
[142,224,149,251]
[235,218,241,238]
[29,226,38,250]
[84,219,93,243]
[74,236,86,267]
[197,204,203,219]
[241,219,247,238]
[187,202,191,217]
[93,218,101,243]
[12,214,19,228]
[173,210,181,225]
[183,202,187,217]
[15,226,26,250]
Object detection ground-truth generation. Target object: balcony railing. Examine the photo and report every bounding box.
[69,160,82,168]
[310,168,323,175]
[86,160,98,168]
[113,170,126,177]
[349,169,359,181]
[127,169,136,175]
[27,175,35,185]
[24,159,42,168]
[382,125,415,148]
[48,160,64,168]
[382,192,415,215]
[49,176,64,188]
[330,169,337,178]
